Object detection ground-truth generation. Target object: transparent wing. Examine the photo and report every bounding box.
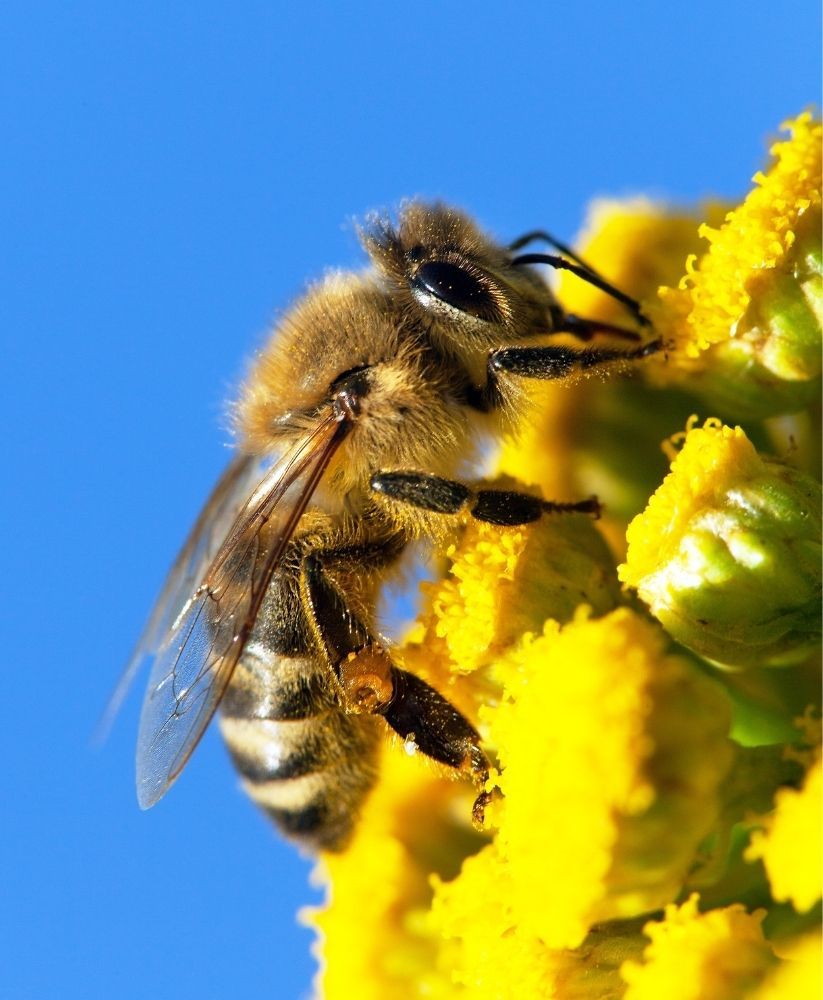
[95,452,264,745]
[136,410,348,808]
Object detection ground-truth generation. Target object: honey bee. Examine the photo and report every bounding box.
[112,202,659,852]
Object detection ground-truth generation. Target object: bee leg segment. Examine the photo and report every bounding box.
[300,552,394,713]
[301,552,492,822]
[487,337,662,385]
[371,471,601,525]
[378,666,492,827]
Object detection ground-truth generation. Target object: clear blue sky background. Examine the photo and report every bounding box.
[2,3,819,998]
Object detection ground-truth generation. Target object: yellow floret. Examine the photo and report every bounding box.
[656,112,822,358]
[306,744,484,1000]
[619,418,822,667]
[430,851,646,999]
[620,895,776,1000]
[619,419,759,587]
[425,521,529,673]
[410,513,619,678]
[746,750,822,913]
[481,610,733,948]
[748,932,822,1000]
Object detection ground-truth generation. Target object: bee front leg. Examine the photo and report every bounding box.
[370,471,600,525]
[301,552,492,823]
[490,337,662,381]
[471,336,661,411]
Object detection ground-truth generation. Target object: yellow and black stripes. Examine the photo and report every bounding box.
[221,650,381,852]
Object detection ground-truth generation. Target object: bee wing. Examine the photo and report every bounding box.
[136,409,348,808]
[96,452,265,745]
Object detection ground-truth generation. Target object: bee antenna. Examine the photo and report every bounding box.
[511,252,649,326]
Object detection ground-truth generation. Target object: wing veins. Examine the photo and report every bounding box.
[95,453,262,745]
[136,409,350,806]
[164,423,341,782]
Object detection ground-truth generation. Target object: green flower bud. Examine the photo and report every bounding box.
[651,113,822,422]
[619,421,821,668]
[676,212,822,422]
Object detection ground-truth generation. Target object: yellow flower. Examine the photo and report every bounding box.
[748,932,822,1000]
[652,113,822,419]
[408,508,619,679]
[431,858,647,1000]
[307,115,822,999]
[619,418,822,668]
[480,609,734,949]
[658,113,821,358]
[746,716,822,913]
[620,895,776,1000]
[305,744,484,1000]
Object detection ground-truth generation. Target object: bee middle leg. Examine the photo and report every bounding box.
[300,551,492,822]
[370,471,601,525]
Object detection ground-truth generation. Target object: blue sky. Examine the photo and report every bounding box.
[1,3,819,998]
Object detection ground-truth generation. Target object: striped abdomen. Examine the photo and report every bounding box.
[219,640,381,852]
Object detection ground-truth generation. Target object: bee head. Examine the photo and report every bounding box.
[361,202,555,359]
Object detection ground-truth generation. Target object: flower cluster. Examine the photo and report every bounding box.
[306,114,821,999]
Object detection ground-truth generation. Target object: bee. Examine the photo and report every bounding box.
[112,202,659,852]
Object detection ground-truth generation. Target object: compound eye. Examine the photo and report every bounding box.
[412,261,500,321]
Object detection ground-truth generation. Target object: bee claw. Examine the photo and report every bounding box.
[471,785,501,829]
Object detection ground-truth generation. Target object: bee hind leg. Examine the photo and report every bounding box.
[378,666,493,827]
[301,551,493,823]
